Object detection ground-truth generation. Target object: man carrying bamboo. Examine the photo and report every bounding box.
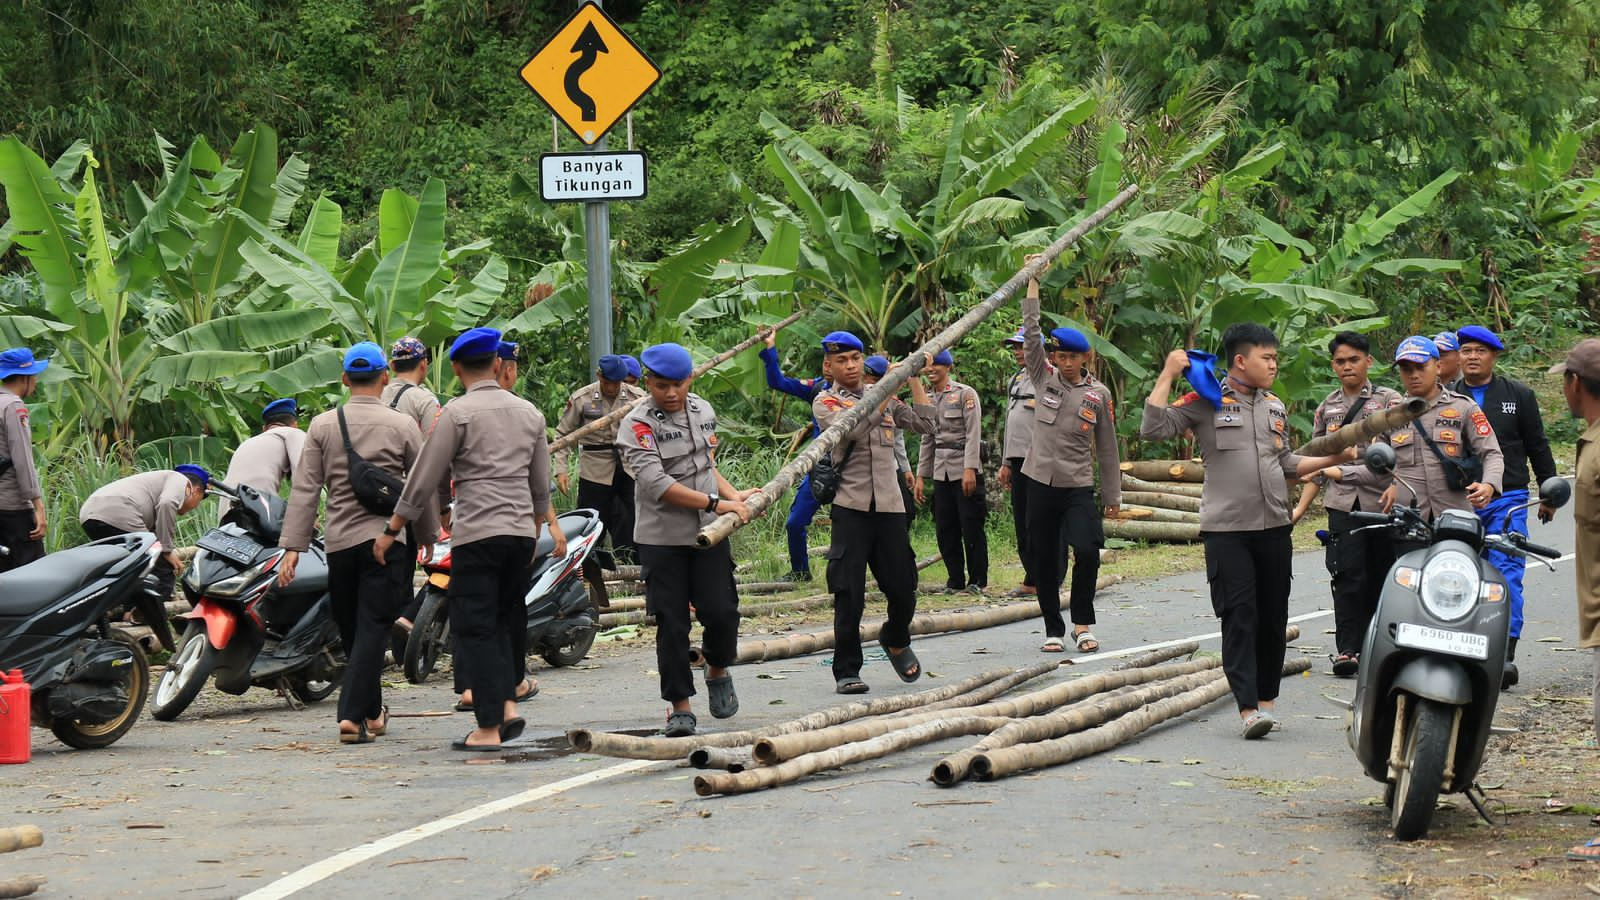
[552,354,646,565]
[760,329,831,582]
[915,349,988,594]
[997,328,1039,597]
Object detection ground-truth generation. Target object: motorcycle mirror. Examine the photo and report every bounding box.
[1363,442,1396,475]
[1539,477,1572,510]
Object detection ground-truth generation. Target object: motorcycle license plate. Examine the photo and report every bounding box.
[197,528,258,566]
[1395,623,1489,660]
[428,573,450,589]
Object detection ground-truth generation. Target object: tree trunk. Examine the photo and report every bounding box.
[1120,475,1203,498]
[1119,491,1202,512]
[1119,460,1205,482]
[1101,519,1202,542]
[1121,504,1200,524]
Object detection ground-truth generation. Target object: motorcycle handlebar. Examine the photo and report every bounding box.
[1348,511,1391,525]
[1515,537,1563,560]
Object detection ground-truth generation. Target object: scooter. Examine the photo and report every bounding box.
[151,481,344,720]
[401,508,608,684]
[1341,442,1570,840]
[0,532,171,748]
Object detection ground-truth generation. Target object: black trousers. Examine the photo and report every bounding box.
[1028,484,1103,637]
[827,505,919,680]
[1006,459,1035,588]
[898,473,916,529]
[82,518,176,602]
[1326,507,1395,656]
[0,508,44,572]
[449,536,535,729]
[1203,526,1293,710]
[327,540,412,723]
[578,474,635,561]
[932,477,988,588]
[639,541,739,703]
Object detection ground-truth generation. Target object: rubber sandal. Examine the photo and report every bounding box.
[1241,712,1272,740]
[367,706,390,737]
[451,734,501,752]
[1261,710,1282,732]
[338,722,372,745]
[706,674,739,719]
[1567,837,1600,861]
[1040,637,1065,653]
[1330,653,1358,678]
[835,676,869,695]
[888,646,922,683]
[515,680,540,703]
[664,710,697,738]
[454,698,473,712]
[1073,630,1100,653]
[1005,586,1036,598]
[499,717,526,743]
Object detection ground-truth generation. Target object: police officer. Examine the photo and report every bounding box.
[1453,324,1557,687]
[1021,268,1120,653]
[1290,331,1402,677]
[1434,332,1462,385]
[496,340,521,391]
[218,398,306,519]
[813,332,937,694]
[375,327,565,752]
[915,349,987,593]
[1142,324,1353,738]
[278,343,440,744]
[552,354,646,563]
[997,328,1038,597]
[862,355,916,521]
[621,354,642,387]
[0,347,49,570]
[79,465,211,601]
[760,330,831,581]
[617,343,759,737]
[380,337,442,433]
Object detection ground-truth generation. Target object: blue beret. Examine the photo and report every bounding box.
[622,355,642,379]
[1003,328,1026,346]
[640,343,694,380]
[1050,327,1091,353]
[0,347,49,379]
[820,331,864,354]
[598,354,630,382]
[1184,350,1223,410]
[261,398,297,420]
[932,349,955,366]
[449,327,502,361]
[1432,331,1460,353]
[174,464,210,487]
[1456,325,1504,352]
[343,342,388,374]
[497,340,519,361]
[1394,335,1440,363]
[863,355,889,377]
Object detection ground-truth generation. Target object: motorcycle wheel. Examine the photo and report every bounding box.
[150,621,218,722]
[286,676,337,703]
[404,589,449,684]
[52,631,150,749]
[1391,697,1453,840]
[540,579,599,668]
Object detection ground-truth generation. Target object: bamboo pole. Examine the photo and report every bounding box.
[687,746,755,772]
[0,827,41,855]
[1101,519,1202,542]
[1111,642,1199,670]
[550,309,805,456]
[892,660,1062,717]
[1121,504,1200,524]
[1120,491,1202,512]
[696,185,1141,549]
[0,876,45,899]
[1120,475,1204,498]
[1295,395,1427,456]
[1119,460,1205,483]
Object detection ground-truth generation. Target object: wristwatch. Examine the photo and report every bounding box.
[383,523,401,537]
[705,492,721,513]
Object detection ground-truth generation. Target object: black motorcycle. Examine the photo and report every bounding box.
[0,533,172,748]
[151,481,343,720]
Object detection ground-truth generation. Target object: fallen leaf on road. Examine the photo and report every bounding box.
[527,865,559,880]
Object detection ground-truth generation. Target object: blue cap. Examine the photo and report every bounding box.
[820,331,864,354]
[0,348,49,379]
[497,340,519,361]
[449,327,502,361]
[261,398,297,421]
[863,355,889,377]
[1050,327,1091,353]
[640,343,694,380]
[1184,350,1223,409]
[1394,335,1440,364]
[1432,331,1460,353]
[174,464,210,487]
[1003,328,1025,346]
[622,355,642,379]
[598,354,629,382]
[932,349,955,366]
[1456,325,1504,352]
[343,342,388,374]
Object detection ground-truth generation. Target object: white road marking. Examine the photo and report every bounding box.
[1066,609,1336,666]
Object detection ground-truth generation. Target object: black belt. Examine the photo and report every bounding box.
[935,443,965,450]
[580,445,615,452]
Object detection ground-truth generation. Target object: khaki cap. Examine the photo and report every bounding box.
[1549,338,1600,379]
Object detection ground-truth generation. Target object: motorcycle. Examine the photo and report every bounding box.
[0,532,171,748]
[151,481,344,720]
[401,508,609,684]
[1341,442,1570,840]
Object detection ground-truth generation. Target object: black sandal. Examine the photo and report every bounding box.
[664,710,697,737]
[835,676,869,695]
[706,675,739,719]
[451,734,501,752]
[499,717,526,743]
[887,646,922,683]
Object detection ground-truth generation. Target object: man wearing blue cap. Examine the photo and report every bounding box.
[1433,332,1462,385]
[552,353,647,563]
[376,327,564,751]
[0,347,49,570]
[916,348,988,594]
[1455,324,1556,687]
[279,342,440,744]
[621,354,641,386]
[79,465,211,601]
[618,342,760,736]
[997,327,1039,597]
[1144,324,1355,738]
[218,399,307,520]
[759,328,832,581]
[495,340,521,392]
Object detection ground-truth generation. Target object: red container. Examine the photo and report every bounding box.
[0,669,30,764]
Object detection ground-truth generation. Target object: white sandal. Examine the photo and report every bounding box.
[1073,630,1100,653]
[1040,637,1065,653]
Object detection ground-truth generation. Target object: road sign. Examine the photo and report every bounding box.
[520,2,661,146]
[539,151,648,202]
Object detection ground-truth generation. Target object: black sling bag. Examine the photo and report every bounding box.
[1412,420,1483,492]
[337,407,406,516]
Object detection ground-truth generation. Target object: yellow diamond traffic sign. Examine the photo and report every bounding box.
[520,2,661,146]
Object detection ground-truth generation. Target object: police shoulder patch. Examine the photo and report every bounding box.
[1173,392,1200,407]
[1471,410,1491,436]
[632,422,656,450]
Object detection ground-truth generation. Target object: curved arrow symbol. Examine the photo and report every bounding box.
[565,22,607,122]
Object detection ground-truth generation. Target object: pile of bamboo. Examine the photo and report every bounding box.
[0,825,44,898]
[1109,461,1205,543]
[568,626,1303,798]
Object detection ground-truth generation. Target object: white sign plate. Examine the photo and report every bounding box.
[539,151,647,202]
[1395,622,1490,660]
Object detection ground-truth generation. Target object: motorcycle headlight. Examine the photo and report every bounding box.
[1418,550,1480,623]
[207,554,279,599]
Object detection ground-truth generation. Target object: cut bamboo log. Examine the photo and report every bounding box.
[1119,460,1205,483]
[1120,475,1204,498]
[1121,504,1200,524]
[1111,642,1200,670]
[1120,491,1201,513]
[891,660,1062,718]
[0,876,45,899]
[1101,519,1202,542]
[1295,395,1427,456]
[0,826,41,855]
[687,746,755,773]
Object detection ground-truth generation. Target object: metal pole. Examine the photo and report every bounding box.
[582,0,612,373]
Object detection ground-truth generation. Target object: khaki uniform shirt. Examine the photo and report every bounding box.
[553,381,646,484]
[1141,383,1304,532]
[379,380,442,434]
[1345,388,1505,522]
[1574,419,1600,648]
[1310,382,1402,513]
[279,398,438,554]
[1019,302,1120,503]
[1002,369,1037,462]
[917,381,982,481]
[218,426,306,518]
[813,385,935,515]
[79,471,191,549]
[394,381,552,548]
[617,393,720,546]
[0,388,41,510]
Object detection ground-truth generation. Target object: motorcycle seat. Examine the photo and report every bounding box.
[0,544,133,616]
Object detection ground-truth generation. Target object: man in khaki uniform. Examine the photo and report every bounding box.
[79,466,210,601]
[916,349,987,593]
[553,355,645,562]
[380,337,442,434]
[997,329,1039,597]
[0,347,49,570]
[218,398,306,519]
[813,331,936,694]
[1552,339,1600,773]
[1290,331,1403,676]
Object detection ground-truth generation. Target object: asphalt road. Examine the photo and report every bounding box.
[9,511,1592,899]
